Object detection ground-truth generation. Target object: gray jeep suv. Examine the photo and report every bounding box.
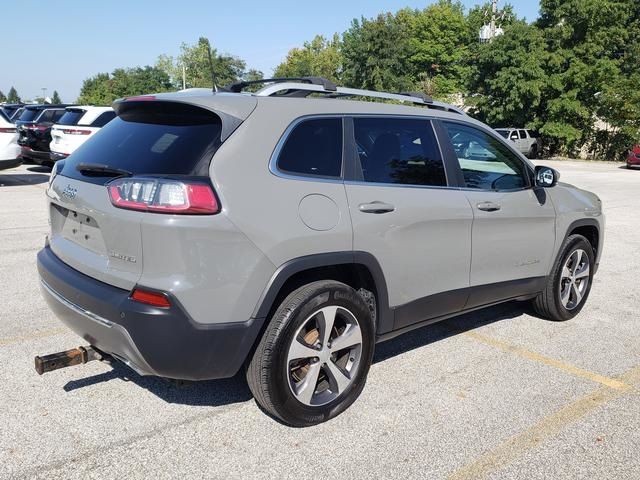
[37,78,604,426]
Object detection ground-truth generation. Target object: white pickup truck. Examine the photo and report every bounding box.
[495,128,541,158]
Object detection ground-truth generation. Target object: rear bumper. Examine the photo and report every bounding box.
[21,146,51,164]
[37,245,265,380]
[49,152,68,162]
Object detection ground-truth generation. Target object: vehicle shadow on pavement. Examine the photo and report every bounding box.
[0,172,50,186]
[374,301,529,364]
[63,364,252,407]
[61,301,531,408]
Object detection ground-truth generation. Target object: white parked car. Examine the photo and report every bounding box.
[49,106,116,161]
[0,110,21,170]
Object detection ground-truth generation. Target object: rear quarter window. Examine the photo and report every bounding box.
[276,117,343,178]
[57,110,86,126]
[90,111,116,127]
[17,109,40,122]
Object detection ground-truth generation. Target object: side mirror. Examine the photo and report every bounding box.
[510,132,519,141]
[535,165,559,188]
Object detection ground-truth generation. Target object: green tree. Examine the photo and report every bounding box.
[51,90,62,103]
[536,0,632,154]
[7,87,21,103]
[0,90,6,102]
[157,37,250,89]
[470,22,548,128]
[77,67,172,105]
[401,1,471,97]
[342,13,413,91]
[274,34,342,83]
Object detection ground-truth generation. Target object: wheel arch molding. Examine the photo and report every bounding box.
[251,251,393,334]
[556,218,601,274]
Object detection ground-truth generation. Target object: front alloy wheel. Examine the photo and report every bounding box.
[559,248,590,310]
[533,234,595,321]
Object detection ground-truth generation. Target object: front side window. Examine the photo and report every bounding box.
[353,117,446,187]
[443,122,529,191]
[276,118,343,178]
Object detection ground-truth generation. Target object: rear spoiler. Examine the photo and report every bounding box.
[113,93,257,142]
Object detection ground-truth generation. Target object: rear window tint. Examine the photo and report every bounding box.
[57,110,86,126]
[90,111,116,127]
[60,102,222,185]
[17,109,40,122]
[276,118,342,178]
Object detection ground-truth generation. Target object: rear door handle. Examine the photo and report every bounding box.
[476,201,501,212]
[359,202,395,214]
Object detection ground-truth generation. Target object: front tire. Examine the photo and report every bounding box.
[246,280,375,427]
[532,234,595,321]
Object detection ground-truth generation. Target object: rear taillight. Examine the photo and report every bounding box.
[25,124,48,131]
[107,177,219,214]
[62,129,91,135]
[0,127,16,133]
[130,288,171,308]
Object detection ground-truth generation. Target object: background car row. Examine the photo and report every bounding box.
[0,102,115,170]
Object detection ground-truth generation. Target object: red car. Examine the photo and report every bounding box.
[627,144,640,168]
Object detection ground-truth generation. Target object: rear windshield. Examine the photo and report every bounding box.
[17,109,40,122]
[57,109,86,126]
[60,102,222,185]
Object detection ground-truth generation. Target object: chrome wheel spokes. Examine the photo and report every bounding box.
[286,305,363,406]
[559,248,590,310]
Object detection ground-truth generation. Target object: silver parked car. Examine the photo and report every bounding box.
[495,127,541,158]
[36,78,604,426]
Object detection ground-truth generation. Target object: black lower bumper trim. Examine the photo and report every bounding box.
[37,246,265,380]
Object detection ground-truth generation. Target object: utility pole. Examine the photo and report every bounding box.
[182,63,186,90]
[479,0,504,43]
[41,87,47,100]
[490,0,497,39]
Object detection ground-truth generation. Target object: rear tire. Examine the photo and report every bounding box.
[532,234,594,321]
[246,280,374,427]
[528,144,538,159]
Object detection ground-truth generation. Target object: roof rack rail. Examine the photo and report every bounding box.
[227,76,337,93]
[251,80,466,115]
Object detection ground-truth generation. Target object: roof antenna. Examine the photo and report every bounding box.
[205,39,218,93]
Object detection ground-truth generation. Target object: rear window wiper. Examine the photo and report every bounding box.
[76,163,133,178]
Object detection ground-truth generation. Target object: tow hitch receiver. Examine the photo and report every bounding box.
[34,346,105,375]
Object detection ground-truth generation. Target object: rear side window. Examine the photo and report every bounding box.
[90,111,116,127]
[518,130,527,139]
[57,109,86,126]
[60,102,222,185]
[276,118,342,178]
[353,117,446,187]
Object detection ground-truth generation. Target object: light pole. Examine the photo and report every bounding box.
[41,87,47,101]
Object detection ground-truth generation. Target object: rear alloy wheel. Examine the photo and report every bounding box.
[533,235,595,321]
[246,280,374,426]
[287,305,363,407]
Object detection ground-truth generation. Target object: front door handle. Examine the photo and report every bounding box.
[476,201,501,212]
[359,202,395,214]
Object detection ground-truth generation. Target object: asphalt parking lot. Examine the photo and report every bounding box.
[1,160,638,479]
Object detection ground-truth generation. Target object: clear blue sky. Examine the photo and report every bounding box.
[1,0,540,102]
